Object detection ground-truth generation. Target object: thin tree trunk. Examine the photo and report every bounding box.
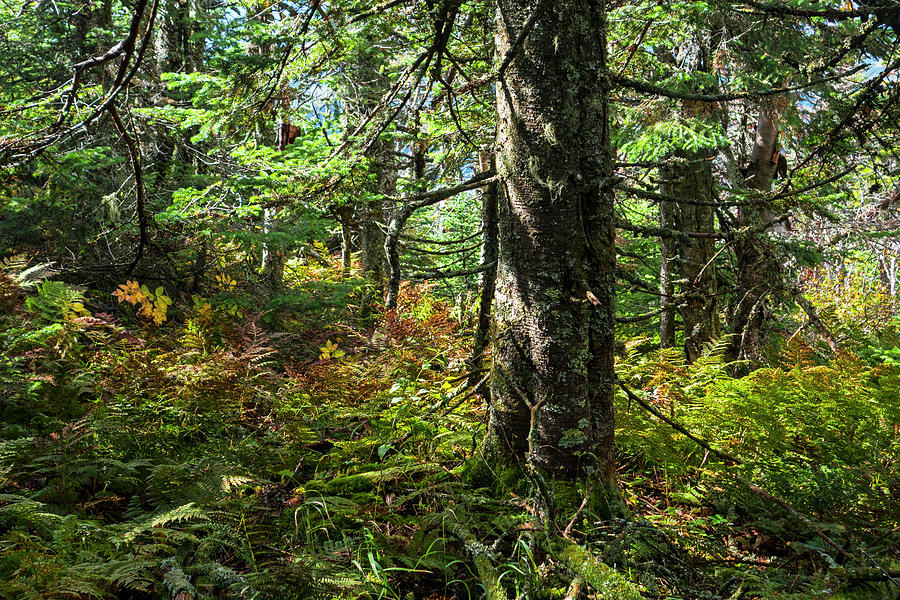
[792,288,839,352]
[891,254,896,299]
[659,185,677,349]
[485,0,615,482]
[261,116,290,292]
[360,135,394,293]
[343,34,396,301]
[728,105,781,362]
[384,205,411,310]
[468,152,499,396]
[660,151,719,362]
[333,204,355,276]
[384,134,425,310]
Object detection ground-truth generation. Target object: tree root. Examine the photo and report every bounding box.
[448,521,508,600]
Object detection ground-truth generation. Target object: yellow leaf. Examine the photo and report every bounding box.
[215,273,237,290]
[113,280,144,305]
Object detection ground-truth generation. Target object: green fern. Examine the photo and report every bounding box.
[25,280,89,322]
[161,556,196,598]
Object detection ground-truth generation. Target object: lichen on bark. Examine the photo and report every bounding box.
[485,0,617,485]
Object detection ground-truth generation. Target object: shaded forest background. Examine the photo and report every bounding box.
[1,0,900,598]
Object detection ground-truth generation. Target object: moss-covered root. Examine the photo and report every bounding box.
[563,576,584,600]
[556,540,642,600]
[448,523,508,600]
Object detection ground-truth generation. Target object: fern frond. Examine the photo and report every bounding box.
[56,576,106,599]
[149,502,206,528]
[0,494,64,526]
[102,557,157,591]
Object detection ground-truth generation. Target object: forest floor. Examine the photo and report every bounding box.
[0,259,898,600]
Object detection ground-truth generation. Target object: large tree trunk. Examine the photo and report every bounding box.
[485,0,615,482]
[728,105,781,361]
[659,151,719,362]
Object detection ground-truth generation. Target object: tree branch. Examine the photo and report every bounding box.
[109,107,148,275]
[612,65,865,104]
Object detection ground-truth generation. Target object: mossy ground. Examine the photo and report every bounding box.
[0,265,897,599]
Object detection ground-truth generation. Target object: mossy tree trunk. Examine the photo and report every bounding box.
[360,134,394,293]
[485,0,616,482]
[659,189,677,349]
[659,150,719,362]
[343,35,396,298]
[728,106,782,361]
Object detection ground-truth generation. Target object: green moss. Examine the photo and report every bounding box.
[327,474,376,494]
[556,540,642,600]
[549,478,629,523]
[459,456,526,494]
[349,491,378,505]
[302,480,324,493]
[550,481,582,511]
[304,474,377,496]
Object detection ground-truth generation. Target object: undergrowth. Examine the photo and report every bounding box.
[0,260,898,600]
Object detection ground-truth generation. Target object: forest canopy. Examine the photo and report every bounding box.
[1,0,899,598]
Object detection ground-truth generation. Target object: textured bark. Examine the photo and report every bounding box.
[486,0,615,480]
[468,153,499,396]
[360,199,386,289]
[659,151,719,362]
[384,207,407,310]
[360,135,395,293]
[260,116,291,292]
[155,0,205,73]
[343,41,396,296]
[728,106,781,361]
[659,191,677,349]
[72,0,113,55]
[152,0,204,183]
